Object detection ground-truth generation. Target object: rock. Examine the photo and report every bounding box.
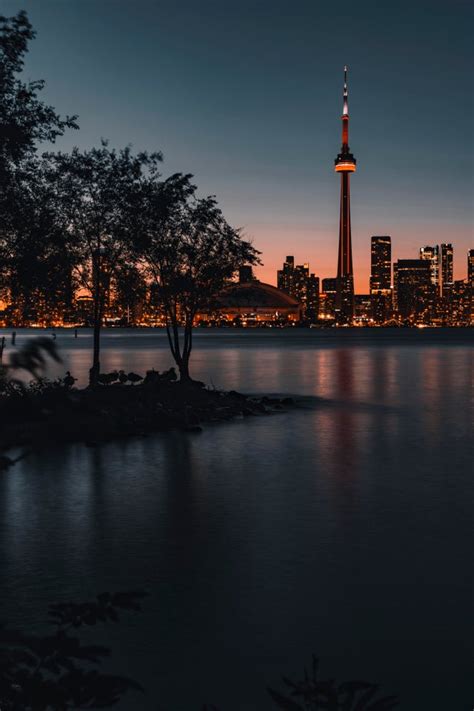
[228,390,247,400]
[183,425,203,433]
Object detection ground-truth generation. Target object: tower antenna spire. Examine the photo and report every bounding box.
[343,65,348,116]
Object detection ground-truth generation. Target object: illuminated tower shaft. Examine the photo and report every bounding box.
[334,66,356,322]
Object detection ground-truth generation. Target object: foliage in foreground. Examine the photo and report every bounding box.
[0,591,399,710]
[266,654,399,710]
[0,591,146,710]
[0,337,62,390]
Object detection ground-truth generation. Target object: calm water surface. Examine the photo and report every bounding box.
[0,329,472,710]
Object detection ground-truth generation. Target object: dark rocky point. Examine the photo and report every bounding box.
[0,374,296,453]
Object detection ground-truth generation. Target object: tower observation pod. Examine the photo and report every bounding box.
[335,66,356,323]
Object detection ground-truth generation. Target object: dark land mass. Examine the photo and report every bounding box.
[0,379,294,455]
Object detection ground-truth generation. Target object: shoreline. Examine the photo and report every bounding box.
[0,380,295,455]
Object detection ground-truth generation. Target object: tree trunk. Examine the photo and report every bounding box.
[178,358,191,382]
[89,249,102,387]
[164,306,194,383]
[89,314,101,386]
[179,319,193,382]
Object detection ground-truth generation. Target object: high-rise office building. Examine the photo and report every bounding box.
[277,256,295,294]
[451,279,472,326]
[420,245,440,292]
[370,236,392,323]
[320,277,337,319]
[354,294,371,321]
[468,249,474,286]
[394,259,433,320]
[322,278,338,294]
[370,236,391,293]
[277,257,319,320]
[334,67,356,323]
[440,243,454,295]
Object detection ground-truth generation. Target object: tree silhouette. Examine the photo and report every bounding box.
[0,594,400,711]
[0,11,78,321]
[267,655,399,710]
[112,262,148,325]
[0,10,77,166]
[0,158,76,324]
[134,177,260,381]
[0,591,145,710]
[46,143,162,385]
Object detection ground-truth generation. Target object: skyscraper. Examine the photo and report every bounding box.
[334,66,356,323]
[420,245,440,292]
[440,243,454,295]
[394,259,432,321]
[320,277,337,319]
[277,256,295,294]
[370,236,391,292]
[277,256,319,320]
[370,236,391,323]
[468,249,474,286]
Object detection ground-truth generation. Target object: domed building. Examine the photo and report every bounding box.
[199,277,301,324]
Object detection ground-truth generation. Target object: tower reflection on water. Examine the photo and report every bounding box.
[0,333,471,710]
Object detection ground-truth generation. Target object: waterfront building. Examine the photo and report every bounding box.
[334,67,356,324]
[322,277,338,294]
[277,257,319,321]
[394,259,433,321]
[354,294,372,323]
[468,249,474,286]
[440,243,454,296]
[277,256,295,294]
[370,236,391,292]
[370,236,392,323]
[420,245,440,292]
[320,277,337,319]
[201,280,301,325]
[75,295,94,325]
[451,279,472,326]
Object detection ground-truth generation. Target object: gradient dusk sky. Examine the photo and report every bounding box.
[6,0,473,291]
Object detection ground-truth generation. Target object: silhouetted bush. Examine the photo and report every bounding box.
[0,591,146,709]
[267,654,399,710]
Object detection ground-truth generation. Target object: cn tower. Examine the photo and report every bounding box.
[334,66,356,323]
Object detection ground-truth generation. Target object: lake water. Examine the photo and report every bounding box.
[0,328,472,710]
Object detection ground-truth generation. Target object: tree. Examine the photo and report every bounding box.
[111,262,148,325]
[0,158,76,325]
[0,11,78,319]
[0,591,145,710]
[47,143,162,385]
[0,10,77,168]
[134,178,260,381]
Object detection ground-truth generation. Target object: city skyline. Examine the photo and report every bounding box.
[0,8,472,711]
[275,236,472,294]
[6,0,472,292]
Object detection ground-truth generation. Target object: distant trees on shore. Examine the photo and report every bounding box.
[0,11,258,384]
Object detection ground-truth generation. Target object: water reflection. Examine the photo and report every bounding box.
[0,333,472,710]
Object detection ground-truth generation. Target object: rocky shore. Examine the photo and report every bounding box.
[0,379,295,453]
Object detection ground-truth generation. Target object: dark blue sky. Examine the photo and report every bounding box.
[8,0,473,288]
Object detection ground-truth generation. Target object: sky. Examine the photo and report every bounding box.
[5,0,473,291]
